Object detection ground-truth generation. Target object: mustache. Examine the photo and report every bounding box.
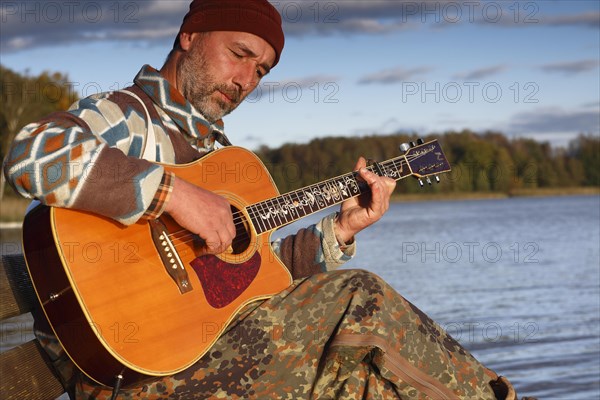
[217,85,242,104]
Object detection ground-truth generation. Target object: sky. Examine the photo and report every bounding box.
[1,0,599,151]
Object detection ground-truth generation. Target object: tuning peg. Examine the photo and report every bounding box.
[435,175,440,183]
[409,141,416,147]
[399,143,410,152]
[416,138,424,145]
[418,179,424,188]
[426,177,432,185]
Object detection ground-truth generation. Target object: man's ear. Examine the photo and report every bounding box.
[178,32,195,51]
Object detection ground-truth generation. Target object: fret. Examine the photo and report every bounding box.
[335,176,350,200]
[303,188,316,214]
[310,185,326,208]
[286,194,299,221]
[252,202,264,233]
[327,179,341,203]
[316,182,328,204]
[248,204,267,234]
[270,196,289,226]
[342,173,361,198]
[381,162,394,178]
[244,140,449,235]
[284,192,301,219]
[250,163,406,234]
[322,181,335,205]
[330,179,344,202]
[265,197,282,229]
[256,200,275,232]
[278,194,293,221]
[265,199,278,230]
[246,205,258,234]
[295,188,315,215]
[328,180,338,203]
[287,190,306,220]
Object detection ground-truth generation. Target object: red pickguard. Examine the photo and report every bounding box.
[190,252,261,309]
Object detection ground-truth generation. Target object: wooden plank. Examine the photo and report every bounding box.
[0,340,66,400]
[0,253,38,321]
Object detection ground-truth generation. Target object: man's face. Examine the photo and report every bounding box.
[177,31,276,123]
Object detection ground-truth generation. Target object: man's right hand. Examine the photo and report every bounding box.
[164,176,235,254]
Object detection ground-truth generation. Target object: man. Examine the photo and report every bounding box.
[4,1,518,398]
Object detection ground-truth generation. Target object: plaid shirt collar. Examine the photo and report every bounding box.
[133,64,226,141]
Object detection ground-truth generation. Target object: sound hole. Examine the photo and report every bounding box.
[231,205,251,254]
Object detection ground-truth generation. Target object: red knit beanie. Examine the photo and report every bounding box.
[176,0,285,67]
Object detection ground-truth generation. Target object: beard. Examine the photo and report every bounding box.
[176,40,243,123]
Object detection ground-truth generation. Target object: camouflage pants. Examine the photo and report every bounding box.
[69,269,510,399]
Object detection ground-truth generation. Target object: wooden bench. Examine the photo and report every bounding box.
[0,252,68,400]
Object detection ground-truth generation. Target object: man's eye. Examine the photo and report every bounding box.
[231,50,242,58]
[256,69,265,79]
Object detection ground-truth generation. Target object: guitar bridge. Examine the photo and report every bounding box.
[149,219,193,294]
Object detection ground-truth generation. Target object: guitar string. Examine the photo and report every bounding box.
[167,151,430,248]
[167,158,403,247]
[166,152,430,249]
[164,150,436,249]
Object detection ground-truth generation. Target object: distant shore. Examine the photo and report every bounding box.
[1,187,599,225]
[390,186,600,203]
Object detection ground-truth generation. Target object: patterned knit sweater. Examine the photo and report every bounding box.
[3,65,354,279]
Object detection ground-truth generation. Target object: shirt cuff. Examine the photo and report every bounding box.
[318,212,356,271]
[142,170,174,220]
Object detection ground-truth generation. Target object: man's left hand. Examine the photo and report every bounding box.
[334,157,397,245]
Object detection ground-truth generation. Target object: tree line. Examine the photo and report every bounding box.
[256,131,599,195]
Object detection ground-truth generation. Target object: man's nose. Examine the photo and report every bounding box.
[232,63,258,92]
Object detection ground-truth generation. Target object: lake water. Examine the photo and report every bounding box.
[275,195,600,400]
[2,195,599,399]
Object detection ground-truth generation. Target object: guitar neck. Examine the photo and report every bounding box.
[246,155,411,234]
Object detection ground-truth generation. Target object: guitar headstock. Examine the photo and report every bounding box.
[402,139,451,186]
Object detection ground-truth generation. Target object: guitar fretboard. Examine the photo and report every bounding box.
[246,156,411,234]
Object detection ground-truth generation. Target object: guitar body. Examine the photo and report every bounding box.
[22,147,293,387]
[22,139,451,387]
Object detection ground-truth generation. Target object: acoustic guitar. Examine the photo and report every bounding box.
[22,139,451,387]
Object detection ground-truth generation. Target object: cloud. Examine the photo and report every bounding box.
[297,18,409,35]
[1,1,598,53]
[0,0,186,53]
[280,2,600,35]
[540,60,600,75]
[453,65,507,80]
[508,107,600,135]
[2,0,422,52]
[542,11,600,29]
[581,101,600,109]
[473,10,600,29]
[358,66,432,84]
[349,117,425,137]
